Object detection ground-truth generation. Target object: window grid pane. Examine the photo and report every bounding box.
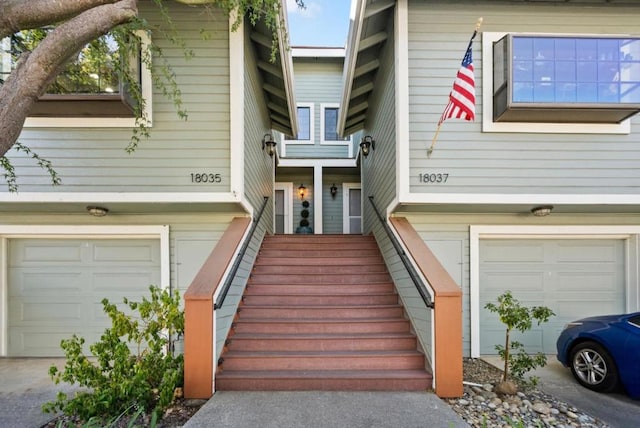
[324,107,347,141]
[511,36,640,104]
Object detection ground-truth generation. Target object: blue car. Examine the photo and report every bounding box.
[556,312,640,399]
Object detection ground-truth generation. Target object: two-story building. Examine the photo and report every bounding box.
[2,0,640,401]
[0,1,297,358]
[341,0,640,360]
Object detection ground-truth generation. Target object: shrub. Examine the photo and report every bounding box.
[43,285,184,423]
[484,290,554,387]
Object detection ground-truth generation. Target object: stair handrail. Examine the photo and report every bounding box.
[368,196,434,309]
[214,196,269,310]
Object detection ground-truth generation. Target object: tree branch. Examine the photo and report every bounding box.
[0,0,138,157]
[0,0,124,39]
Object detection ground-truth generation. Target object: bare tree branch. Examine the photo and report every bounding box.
[0,0,138,157]
[0,0,123,39]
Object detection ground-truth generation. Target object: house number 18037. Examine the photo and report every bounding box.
[419,173,449,183]
[190,173,222,183]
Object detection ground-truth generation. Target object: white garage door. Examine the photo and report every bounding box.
[479,239,625,354]
[8,238,161,356]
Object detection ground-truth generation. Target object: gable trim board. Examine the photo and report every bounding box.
[230,14,245,203]
[469,225,640,358]
[0,225,169,356]
[395,0,411,205]
[398,193,640,208]
[0,192,242,204]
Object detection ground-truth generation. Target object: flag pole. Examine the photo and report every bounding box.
[428,17,483,158]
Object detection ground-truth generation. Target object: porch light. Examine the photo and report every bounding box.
[298,184,307,200]
[330,184,338,199]
[87,206,109,217]
[531,205,553,217]
[262,133,277,157]
[360,136,375,157]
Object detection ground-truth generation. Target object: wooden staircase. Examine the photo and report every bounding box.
[215,234,432,391]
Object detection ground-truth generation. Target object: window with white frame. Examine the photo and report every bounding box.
[321,104,350,143]
[483,32,634,134]
[285,103,314,143]
[2,30,152,128]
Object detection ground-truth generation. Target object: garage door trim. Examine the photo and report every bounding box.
[0,225,169,356]
[470,225,640,358]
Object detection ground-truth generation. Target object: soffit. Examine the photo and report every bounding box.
[338,0,394,137]
[248,7,298,138]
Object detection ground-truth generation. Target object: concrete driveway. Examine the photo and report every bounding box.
[0,358,77,428]
[484,356,640,428]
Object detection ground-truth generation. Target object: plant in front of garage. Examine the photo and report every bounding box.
[485,290,555,392]
[42,285,184,425]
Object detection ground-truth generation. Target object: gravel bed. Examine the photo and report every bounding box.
[446,358,609,427]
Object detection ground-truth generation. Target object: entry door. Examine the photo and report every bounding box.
[343,183,362,234]
[275,189,285,234]
[274,183,293,234]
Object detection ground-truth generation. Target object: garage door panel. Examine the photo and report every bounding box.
[8,238,160,356]
[482,272,545,292]
[482,241,545,262]
[555,241,619,262]
[480,239,625,355]
[22,302,82,322]
[9,271,85,296]
[93,242,158,263]
[11,241,84,264]
[11,331,73,357]
[555,271,621,291]
[93,272,158,292]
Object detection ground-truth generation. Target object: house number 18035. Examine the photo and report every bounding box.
[190,173,222,183]
[419,173,449,183]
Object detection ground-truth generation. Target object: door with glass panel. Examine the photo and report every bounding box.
[343,183,361,234]
[274,183,293,234]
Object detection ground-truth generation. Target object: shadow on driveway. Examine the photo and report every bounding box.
[0,358,77,428]
[483,355,640,428]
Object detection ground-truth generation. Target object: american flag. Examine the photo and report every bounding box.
[438,40,476,125]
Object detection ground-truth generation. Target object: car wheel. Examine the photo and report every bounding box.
[569,341,619,393]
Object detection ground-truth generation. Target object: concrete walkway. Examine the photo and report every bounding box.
[184,391,470,428]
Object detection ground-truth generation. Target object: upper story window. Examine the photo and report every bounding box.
[493,34,640,124]
[285,103,313,143]
[321,105,350,143]
[2,29,152,127]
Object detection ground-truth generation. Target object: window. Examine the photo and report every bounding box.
[284,103,313,143]
[321,105,350,143]
[493,34,640,124]
[2,30,152,127]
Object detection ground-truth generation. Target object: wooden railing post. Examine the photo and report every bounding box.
[389,217,463,398]
[183,217,251,399]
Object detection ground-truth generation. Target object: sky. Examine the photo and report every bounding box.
[286,0,352,48]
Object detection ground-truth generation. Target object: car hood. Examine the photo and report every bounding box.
[573,313,632,325]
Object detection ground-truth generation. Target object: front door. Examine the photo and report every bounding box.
[274,183,293,234]
[343,183,361,234]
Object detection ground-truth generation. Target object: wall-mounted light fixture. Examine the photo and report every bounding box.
[360,136,375,157]
[262,133,277,157]
[531,205,553,217]
[298,184,307,200]
[87,206,109,217]
[330,184,338,199]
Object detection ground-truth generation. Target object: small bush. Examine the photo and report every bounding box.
[43,285,184,423]
[485,290,554,387]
